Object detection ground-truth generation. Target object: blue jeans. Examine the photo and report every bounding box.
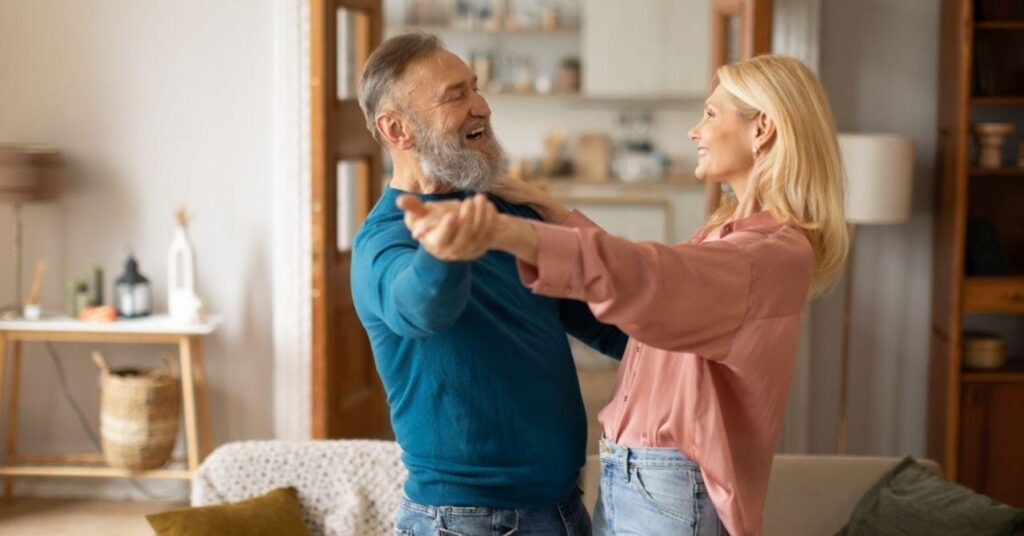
[593,437,726,535]
[396,488,592,535]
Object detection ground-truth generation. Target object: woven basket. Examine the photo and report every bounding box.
[93,351,180,470]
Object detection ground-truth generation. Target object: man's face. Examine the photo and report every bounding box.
[395,49,507,191]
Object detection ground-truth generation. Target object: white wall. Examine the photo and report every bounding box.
[0,0,275,499]
[809,0,940,456]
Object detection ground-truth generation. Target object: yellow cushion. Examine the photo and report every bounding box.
[146,486,310,536]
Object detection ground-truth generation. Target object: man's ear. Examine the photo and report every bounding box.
[376,111,415,150]
[754,112,776,152]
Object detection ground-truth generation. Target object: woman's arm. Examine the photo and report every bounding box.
[492,215,540,264]
[494,216,753,359]
[491,178,572,224]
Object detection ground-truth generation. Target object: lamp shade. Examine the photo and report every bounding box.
[0,144,66,204]
[839,133,915,225]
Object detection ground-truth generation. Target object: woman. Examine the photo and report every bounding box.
[401,55,848,536]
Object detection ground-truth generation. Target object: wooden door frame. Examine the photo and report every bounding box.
[310,0,385,440]
[704,0,773,216]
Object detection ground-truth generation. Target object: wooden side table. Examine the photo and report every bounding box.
[0,314,221,502]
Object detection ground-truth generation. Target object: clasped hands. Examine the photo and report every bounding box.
[397,193,503,261]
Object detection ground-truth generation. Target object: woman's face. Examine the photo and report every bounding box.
[688,85,757,183]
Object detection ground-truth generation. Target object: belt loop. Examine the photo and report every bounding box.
[622,445,631,483]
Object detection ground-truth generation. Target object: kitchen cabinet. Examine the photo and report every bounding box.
[581,0,711,98]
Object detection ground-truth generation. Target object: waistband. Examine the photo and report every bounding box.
[399,486,583,519]
[599,436,698,469]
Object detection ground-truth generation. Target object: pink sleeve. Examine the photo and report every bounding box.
[560,209,602,230]
[517,221,751,359]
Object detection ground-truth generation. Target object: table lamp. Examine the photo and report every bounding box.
[0,145,66,319]
[836,133,915,454]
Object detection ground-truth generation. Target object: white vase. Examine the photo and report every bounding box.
[168,226,200,322]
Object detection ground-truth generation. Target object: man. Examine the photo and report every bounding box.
[351,33,627,535]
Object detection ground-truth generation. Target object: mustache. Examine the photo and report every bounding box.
[459,117,492,137]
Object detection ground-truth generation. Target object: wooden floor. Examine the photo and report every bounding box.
[0,498,186,535]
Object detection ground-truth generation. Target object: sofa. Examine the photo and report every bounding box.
[192,440,940,536]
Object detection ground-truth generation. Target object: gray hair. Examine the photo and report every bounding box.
[357,32,442,144]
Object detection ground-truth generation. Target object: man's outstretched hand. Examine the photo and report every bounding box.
[397,193,498,261]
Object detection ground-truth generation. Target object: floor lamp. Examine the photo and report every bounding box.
[836,133,915,454]
[0,145,66,319]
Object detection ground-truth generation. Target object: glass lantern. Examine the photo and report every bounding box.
[115,256,151,318]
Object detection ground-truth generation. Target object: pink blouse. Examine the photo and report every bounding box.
[518,210,814,536]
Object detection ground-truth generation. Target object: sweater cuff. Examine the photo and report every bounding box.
[517,221,585,300]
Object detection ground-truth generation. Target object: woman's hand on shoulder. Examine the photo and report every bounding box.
[490,177,570,223]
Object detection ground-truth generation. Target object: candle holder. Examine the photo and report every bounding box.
[972,122,1015,168]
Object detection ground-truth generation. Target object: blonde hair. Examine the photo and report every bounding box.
[705,54,848,296]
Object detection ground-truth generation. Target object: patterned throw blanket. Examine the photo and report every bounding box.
[192,440,407,536]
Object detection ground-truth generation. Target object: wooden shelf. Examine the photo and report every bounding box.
[962,360,1024,383]
[0,454,192,480]
[975,21,1024,30]
[963,277,1024,313]
[971,96,1024,106]
[482,90,703,107]
[0,465,192,480]
[545,176,701,189]
[386,24,579,36]
[970,167,1024,177]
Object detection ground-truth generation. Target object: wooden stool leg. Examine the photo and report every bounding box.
[0,334,7,504]
[4,341,21,503]
[190,338,213,460]
[178,337,199,472]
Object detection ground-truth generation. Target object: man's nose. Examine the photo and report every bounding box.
[469,91,491,118]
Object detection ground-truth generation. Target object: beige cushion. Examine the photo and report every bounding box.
[764,455,940,536]
[580,453,941,536]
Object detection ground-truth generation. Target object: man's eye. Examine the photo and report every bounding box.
[450,92,465,101]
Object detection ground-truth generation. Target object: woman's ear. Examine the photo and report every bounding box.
[754,112,776,153]
[377,112,414,150]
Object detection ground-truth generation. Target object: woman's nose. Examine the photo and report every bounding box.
[688,125,699,141]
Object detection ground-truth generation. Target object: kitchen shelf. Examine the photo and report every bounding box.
[386,24,579,36]
[483,91,704,107]
[963,277,1024,313]
[544,176,701,189]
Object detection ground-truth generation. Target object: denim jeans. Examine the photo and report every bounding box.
[592,437,726,535]
[395,488,592,536]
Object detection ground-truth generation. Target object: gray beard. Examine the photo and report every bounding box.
[411,116,509,192]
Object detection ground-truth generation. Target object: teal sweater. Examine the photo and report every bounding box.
[351,187,627,508]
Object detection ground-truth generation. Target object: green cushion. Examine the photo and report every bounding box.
[837,456,1024,536]
[146,486,310,536]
